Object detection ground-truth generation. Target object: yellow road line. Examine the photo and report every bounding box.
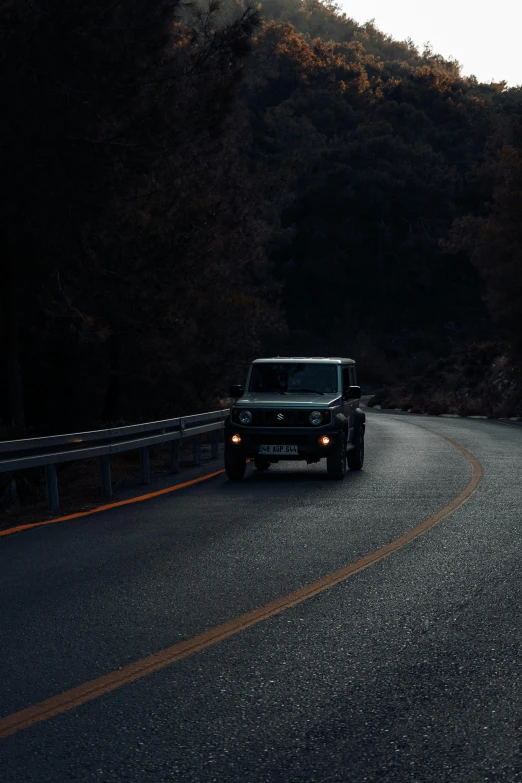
[0,469,226,538]
[0,430,482,740]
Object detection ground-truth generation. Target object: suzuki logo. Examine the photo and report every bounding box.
[277,413,284,421]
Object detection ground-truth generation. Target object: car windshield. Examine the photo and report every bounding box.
[248,363,339,394]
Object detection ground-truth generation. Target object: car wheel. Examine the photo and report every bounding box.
[225,444,246,480]
[347,426,364,471]
[254,457,271,471]
[327,433,347,480]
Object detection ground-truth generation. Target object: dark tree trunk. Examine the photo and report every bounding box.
[102,333,122,424]
[1,265,26,438]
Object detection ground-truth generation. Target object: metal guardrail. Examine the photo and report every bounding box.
[0,409,230,512]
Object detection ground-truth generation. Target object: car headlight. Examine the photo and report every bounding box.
[309,410,323,426]
[238,410,253,425]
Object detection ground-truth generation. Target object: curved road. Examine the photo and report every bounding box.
[1,412,521,781]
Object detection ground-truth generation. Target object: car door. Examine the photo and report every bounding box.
[341,365,353,424]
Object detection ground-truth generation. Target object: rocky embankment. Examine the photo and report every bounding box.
[368,342,522,419]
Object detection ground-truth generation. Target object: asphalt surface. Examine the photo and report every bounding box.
[1,412,521,781]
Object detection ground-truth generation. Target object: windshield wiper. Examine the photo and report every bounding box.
[259,389,288,394]
[291,388,325,395]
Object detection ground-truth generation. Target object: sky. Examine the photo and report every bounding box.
[338,1,522,87]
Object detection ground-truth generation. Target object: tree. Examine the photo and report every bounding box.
[1,0,279,434]
[451,119,522,356]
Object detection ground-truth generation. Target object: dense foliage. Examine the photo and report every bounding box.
[450,118,522,356]
[1,0,279,435]
[2,0,522,436]
[240,0,521,369]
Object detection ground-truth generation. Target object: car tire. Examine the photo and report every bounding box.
[327,433,347,480]
[347,425,364,471]
[254,457,271,471]
[225,444,246,480]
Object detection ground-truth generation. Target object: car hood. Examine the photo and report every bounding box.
[235,392,341,407]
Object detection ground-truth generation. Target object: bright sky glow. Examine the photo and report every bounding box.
[338,1,522,87]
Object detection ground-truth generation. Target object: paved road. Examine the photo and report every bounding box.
[1,412,521,782]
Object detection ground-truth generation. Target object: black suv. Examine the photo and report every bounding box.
[224,357,365,480]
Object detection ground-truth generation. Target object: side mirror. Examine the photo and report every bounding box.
[230,384,244,398]
[344,385,361,400]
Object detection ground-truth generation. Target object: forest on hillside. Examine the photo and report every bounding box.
[2,0,522,438]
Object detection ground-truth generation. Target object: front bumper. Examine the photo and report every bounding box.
[224,423,346,459]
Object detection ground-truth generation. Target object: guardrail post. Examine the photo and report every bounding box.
[45,464,59,512]
[140,447,150,484]
[100,455,112,498]
[211,430,219,460]
[170,441,179,474]
[193,435,202,466]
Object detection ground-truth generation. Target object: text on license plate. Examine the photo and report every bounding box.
[259,444,299,455]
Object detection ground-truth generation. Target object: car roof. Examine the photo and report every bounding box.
[252,357,355,365]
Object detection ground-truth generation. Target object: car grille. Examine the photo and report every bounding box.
[259,409,307,426]
[239,409,325,427]
[233,408,332,427]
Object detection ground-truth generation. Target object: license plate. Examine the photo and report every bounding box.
[259,444,299,455]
